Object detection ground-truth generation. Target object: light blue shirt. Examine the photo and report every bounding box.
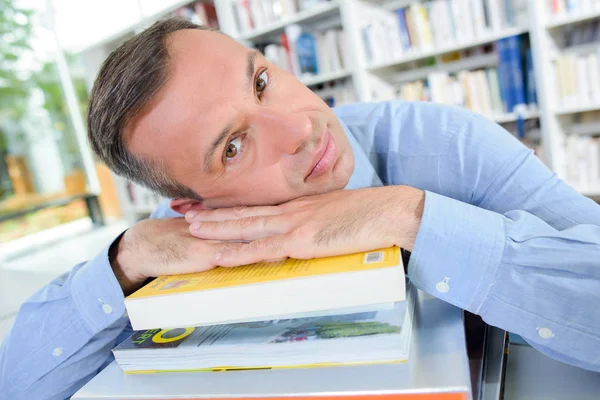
[1,101,599,399]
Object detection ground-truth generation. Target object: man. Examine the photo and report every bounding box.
[1,17,599,399]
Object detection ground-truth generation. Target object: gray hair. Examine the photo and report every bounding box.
[87,17,210,200]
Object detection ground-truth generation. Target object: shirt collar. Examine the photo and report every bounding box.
[338,117,383,190]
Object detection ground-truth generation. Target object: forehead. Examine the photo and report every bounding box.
[125,29,250,169]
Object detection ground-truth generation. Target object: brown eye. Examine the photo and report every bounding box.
[255,70,268,95]
[224,137,242,162]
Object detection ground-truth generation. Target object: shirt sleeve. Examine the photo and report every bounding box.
[0,201,176,399]
[407,110,600,372]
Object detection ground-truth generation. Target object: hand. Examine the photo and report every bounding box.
[109,218,246,295]
[185,186,425,267]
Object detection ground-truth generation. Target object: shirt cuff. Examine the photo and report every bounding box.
[71,238,128,334]
[407,190,506,313]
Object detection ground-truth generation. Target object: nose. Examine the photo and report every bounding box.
[250,107,313,155]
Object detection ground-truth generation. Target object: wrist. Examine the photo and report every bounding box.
[391,185,424,252]
[109,229,146,296]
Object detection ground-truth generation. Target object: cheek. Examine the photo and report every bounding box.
[229,165,297,206]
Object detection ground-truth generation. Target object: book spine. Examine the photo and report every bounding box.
[395,8,412,51]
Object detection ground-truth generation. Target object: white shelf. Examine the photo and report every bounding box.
[367,26,529,72]
[389,53,498,83]
[238,2,340,42]
[300,69,352,86]
[555,103,600,115]
[546,9,600,29]
[570,122,600,135]
[492,110,540,124]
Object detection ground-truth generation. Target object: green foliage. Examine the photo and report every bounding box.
[0,0,34,149]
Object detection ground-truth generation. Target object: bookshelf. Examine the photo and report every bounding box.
[366,26,529,71]
[76,0,600,222]
[237,1,341,41]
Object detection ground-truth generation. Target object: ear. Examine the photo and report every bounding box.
[170,198,207,215]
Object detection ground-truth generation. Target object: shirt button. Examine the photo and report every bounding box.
[436,280,450,293]
[102,304,113,314]
[538,327,554,339]
[52,347,63,357]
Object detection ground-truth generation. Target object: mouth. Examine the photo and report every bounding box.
[305,130,337,181]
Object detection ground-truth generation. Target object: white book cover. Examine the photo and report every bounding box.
[475,70,493,116]
[316,32,331,74]
[576,56,590,105]
[588,53,600,104]
[459,0,475,42]
[470,0,489,37]
[589,138,600,185]
[485,0,503,31]
[325,30,342,72]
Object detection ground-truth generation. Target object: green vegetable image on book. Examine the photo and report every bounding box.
[317,322,400,338]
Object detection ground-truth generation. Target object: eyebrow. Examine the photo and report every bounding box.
[203,50,259,173]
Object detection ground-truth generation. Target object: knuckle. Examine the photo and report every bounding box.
[232,206,248,217]
[237,216,255,230]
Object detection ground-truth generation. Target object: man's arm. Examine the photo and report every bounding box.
[0,201,243,399]
[406,110,600,372]
[0,244,131,400]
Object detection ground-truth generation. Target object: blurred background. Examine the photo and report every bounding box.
[0,0,599,340]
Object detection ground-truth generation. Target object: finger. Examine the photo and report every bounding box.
[215,235,290,267]
[189,215,288,241]
[162,241,247,275]
[185,205,281,223]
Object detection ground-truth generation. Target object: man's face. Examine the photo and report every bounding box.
[125,29,354,209]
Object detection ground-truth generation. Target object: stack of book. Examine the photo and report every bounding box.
[114,247,413,374]
[360,0,528,66]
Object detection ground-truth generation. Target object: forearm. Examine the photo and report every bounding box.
[408,190,600,372]
[0,246,130,399]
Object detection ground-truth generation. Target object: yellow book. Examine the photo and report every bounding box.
[125,247,406,330]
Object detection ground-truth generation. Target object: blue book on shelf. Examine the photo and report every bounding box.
[395,8,411,51]
[504,0,514,26]
[566,0,581,11]
[296,32,319,75]
[496,38,513,113]
[525,48,538,107]
[506,35,526,112]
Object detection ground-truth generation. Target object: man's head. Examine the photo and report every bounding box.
[87,18,354,213]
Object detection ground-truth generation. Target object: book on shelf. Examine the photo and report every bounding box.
[369,34,537,122]
[360,0,528,67]
[257,25,349,82]
[174,1,219,29]
[113,292,414,374]
[314,80,357,107]
[124,246,406,331]
[555,49,600,108]
[231,0,333,36]
[549,0,599,16]
[566,134,600,190]
[562,19,600,47]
